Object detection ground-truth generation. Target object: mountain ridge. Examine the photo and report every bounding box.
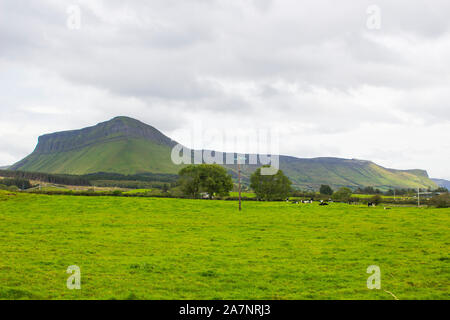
[32,116,177,154]
[431,178,450,190]
[11,116,438,190]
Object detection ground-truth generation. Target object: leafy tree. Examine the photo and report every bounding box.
[332,187,353,202]
[369,194,383,205]
[319,184,333,196]
[178,165,202,198]
[431,193,450,208]
[199,164,233,199]
[178,164,233,199]
[250,166,292,201]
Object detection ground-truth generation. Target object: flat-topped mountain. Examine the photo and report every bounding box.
[32,116,177,154]
[11,116,438,190]
[11,116,179,175]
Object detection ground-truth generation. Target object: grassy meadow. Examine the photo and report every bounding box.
[0,190,448,300]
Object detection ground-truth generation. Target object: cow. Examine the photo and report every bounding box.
[368,202,376,207]
[319,202,329,206]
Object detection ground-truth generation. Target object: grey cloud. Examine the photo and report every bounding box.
[0,0,449,178]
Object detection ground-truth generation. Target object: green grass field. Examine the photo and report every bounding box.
[0,190,448,300]
[229,192,256,198]
[351,194,411,200]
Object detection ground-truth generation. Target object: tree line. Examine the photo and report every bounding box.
[0,178,32,190]
[0,170,91,186]
[0,170,180,189]
[354,186,448,196]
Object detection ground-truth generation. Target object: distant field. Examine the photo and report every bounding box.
[351,194,411,200]
[229,192,256,198]
[123,189,153,195]
[0,190,448,300]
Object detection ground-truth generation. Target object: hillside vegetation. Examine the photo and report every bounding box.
[11,116,438,190]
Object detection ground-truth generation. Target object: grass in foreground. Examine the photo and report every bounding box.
[0,190,448,300]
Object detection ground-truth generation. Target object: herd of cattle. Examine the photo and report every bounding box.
[286,198,377,207]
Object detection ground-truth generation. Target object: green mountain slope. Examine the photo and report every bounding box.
[431,178,450,190]
[11,138,179,175]
[11,116,438,190]
[278,157,435,190]
[223,156,436,191]
[11,117,180,175]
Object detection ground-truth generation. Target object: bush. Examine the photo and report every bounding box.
[431,193,450,208]
[0,184,18,192]
[319,185,333,196]
[369,194,383,205]
[112,190,123,196]
[1,178,32,190]
[332,187,352,202]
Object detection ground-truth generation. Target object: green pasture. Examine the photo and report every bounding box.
[229,192,256,198]
[0,190,448,300]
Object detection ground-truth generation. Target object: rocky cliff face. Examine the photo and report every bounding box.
[33,116,177,154]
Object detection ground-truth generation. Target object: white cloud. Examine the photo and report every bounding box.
[0,0,449,179]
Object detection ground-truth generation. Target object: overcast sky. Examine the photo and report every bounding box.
[0,0,449,179]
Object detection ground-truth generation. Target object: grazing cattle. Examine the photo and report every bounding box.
[301,199,313,204]
[368,202,376,207]
[384,207,391,210]
[319,202,329,206]
[200,192,210,199]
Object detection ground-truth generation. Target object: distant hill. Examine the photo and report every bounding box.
[11,117,180,175]
[0,166,10,170]
[11,116,438,190]
[431,178,450,190]
[230,157,436,191]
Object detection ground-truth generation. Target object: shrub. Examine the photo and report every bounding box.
[1,178,32,190]
[431,193,450,208]
[369,194,383,205]
[112,190,123,196]
[319,185,333,196]
[332,187,352,202]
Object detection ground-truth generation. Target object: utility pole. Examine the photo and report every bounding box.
[238,161,242,211]
[417,187,420,207]
[236,155,245,211]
